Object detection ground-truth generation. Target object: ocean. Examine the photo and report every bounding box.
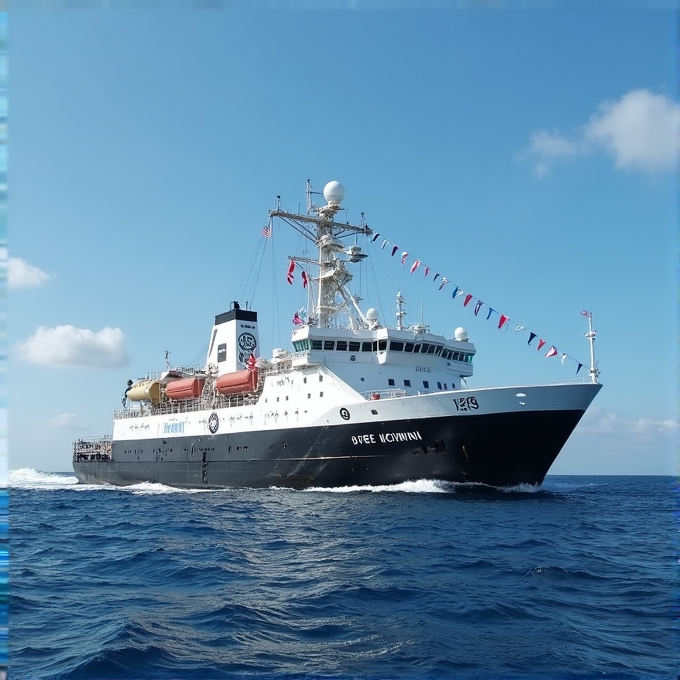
[9,471,677,680]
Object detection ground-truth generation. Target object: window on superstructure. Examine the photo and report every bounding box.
[434,346,443,356]
[319,375,323,382]
[442,349,451,359]
[437,382,442,389]
[336,340,347,351]
[452,351,460,361]
[390,341,404,351]
[320,392,324,397]
[444,383,447,390]
[414,344,421,353]
[349,341,360,352]
[378,340,387,351]
[427,345,437,355]
[388,379,395,386]
[362,342,372,352]
[324,340,335,350]
[217,343,227,363]
[404,342,414,352]
[312,340,323,350]
[404,379,411,387]
[423,381,429,388]
[421,344,430,353]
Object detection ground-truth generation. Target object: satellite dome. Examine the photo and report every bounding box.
[366,308,379,321]
[454,327,468,341]
[323,181,345,205]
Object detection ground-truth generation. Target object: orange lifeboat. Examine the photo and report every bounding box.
[166,377,205,400]
[216,369,258,395]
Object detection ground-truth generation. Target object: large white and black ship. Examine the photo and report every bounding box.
[73,181,602,489]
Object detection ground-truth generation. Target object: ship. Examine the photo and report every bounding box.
[73,180,602,489]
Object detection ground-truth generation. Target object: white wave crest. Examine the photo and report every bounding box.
[9,468,81,490]
[304,479,452,494]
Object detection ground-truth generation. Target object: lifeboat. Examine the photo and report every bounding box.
[216,368,258,395]
[126,380,162,404]
[166,377,206,401]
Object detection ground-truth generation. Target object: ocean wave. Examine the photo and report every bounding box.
[9,468,81,490]
[304,479,453,493]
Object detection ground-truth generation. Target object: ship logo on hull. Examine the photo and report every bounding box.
[208,412,219,434]
[340,408,350,421]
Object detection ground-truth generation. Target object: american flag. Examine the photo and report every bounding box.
[262,225,272,238]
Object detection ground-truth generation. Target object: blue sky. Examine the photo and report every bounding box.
[7,3,677,476]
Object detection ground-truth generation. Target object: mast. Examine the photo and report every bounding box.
[269,181,373,329]
[583,311,599,384]
[396,292,406,331]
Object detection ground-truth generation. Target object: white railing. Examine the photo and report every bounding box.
[360,389,407,400]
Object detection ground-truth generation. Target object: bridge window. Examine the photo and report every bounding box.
[349,341,361,351]
[427,345,437,354]
[414,344,421,353]
[421,344,430,353]
[324,340,335,350]
[390,341,404,351]
[312,340,323,350]
[434,346,443,356]
[378,340,387,351]
[362,342,373,352]
[404,342,414,352]
[336,340,347,351]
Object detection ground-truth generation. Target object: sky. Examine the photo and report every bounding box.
[7,1,678,476]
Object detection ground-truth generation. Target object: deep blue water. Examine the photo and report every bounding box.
[10,471,678,680]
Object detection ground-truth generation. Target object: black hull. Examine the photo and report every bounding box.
[74,409,585,489]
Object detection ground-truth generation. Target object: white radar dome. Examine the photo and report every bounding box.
[454,327,468,342]
[366,308,379,321]
[323,181,345,205]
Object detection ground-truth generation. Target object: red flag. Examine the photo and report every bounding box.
[410,260,421,274]
[286,260,295,285]
[262,225,272,238]
[581,310,590,317]
[537,339,546,351]
[301,271,308,288]
[545,346,558,358]
[423,266,430,278]
[498,314,509,329]
[463,294,473,307]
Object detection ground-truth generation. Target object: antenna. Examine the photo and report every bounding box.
[164,350,170,370]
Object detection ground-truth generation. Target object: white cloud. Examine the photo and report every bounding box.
[522,89,679,177]
[17,325,129,368]
[48,413,89,429]
[585,90,680,172]
[8,257,50,289]
[554,406,677,475]
[579,406,678,437]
